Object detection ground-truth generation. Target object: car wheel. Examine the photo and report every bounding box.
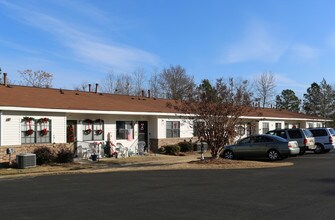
[314,144,324,154]
[223,150,234,160]
[267,149,280,161]
[299,149,305,155]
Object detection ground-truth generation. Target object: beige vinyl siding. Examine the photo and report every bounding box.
[0,111,66,146]
[51,116,66,143]
[1,113,21,145]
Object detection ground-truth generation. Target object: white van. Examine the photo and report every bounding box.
[308,128,335,153]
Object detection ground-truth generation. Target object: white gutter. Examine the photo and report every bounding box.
[240,116,332,122]
[0,106,185,116]
[0,106,328,122]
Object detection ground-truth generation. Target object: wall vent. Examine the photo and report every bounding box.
[16,153,36,169]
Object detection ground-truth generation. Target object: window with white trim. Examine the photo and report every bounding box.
[237,125,245,136]
[21,117,52,144]
[193,121,204,137]
[94,119,104,141]
[116,121,133,140]
[166,121,180,138]
[36,118,51,143]
[82,119,104,141]
[262,122,269,134]
[275,123,282,129]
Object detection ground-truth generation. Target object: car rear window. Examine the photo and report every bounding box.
[310,129,327,137]
[266,130,288,139]
[266,131,275,135]
[303,129,313,137]
[276,131,287,139]
[287,130,302,138]
[328,128,335,136]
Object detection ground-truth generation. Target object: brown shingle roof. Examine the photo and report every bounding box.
[0,85,178,113]
[0,84,325,120]
[247,107,323,120]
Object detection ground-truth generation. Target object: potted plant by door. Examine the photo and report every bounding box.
[91,154,98,161]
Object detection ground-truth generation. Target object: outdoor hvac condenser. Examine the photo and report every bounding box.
[16,153,36,169]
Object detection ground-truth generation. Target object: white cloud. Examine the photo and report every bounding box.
[221,21,289,64]
[0,1,159,71]
[68,39,158,69]
[289,44,320,61]
[326,32,335,48]
[273,74,309,98]
[275,74,308,89]
[0,39,38,54]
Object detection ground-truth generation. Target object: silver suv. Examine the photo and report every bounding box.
[266,128,315,155]
[308,128,335,153]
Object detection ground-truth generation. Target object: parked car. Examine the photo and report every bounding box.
[287,140,300,156]
[222,134,291,161]
[266,128,315,155]
[308,128,335,153]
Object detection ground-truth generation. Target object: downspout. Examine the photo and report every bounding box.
[0,111,2,146]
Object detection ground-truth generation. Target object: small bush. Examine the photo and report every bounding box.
[33,147,55,165]
[56,148,74,163]
[163,145,180,155]
[193,143,198,151]
[178,142,194,152]
[158,147,166,154]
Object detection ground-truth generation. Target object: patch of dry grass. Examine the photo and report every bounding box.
[0,153,293,179]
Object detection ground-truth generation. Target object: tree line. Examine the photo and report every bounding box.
[79,67,335,127]
[2,66,335,125]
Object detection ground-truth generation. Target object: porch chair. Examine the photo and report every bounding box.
[137,141,146,155]
[116,143,128,158]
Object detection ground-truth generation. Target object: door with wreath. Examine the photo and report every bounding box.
[67,120,77,143]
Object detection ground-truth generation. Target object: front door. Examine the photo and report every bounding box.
[67,120,77,143]
[138,121,148,151]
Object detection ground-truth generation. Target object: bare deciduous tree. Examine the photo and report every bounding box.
[18,70,53,88]
[149,68,162,98]
[100,71,135,95]
[158,65,195,100]
[74,81,90,91]
[254,71,276,108]
[101,71,117,93]
[133,68,146,96]
[174,78,253,158]
[115,73,133,95]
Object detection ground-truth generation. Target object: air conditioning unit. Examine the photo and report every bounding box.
[16,153,36,169]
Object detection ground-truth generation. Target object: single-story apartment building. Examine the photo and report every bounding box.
[0,76,328,162]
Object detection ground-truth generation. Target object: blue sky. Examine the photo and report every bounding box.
[1,0,335,97]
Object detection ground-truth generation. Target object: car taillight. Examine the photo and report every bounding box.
[329,136,333,144]
[288,143,292,148]
[304,139,307,145]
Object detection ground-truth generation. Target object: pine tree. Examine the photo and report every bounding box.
[276,89,301,112]
[303,79,335,120]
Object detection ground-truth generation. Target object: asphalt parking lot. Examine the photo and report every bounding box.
[1,151,335,220]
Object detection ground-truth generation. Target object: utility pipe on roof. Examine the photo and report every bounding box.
[88,84,92,92]
[95,83,99,93]
[3,73,7,86]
